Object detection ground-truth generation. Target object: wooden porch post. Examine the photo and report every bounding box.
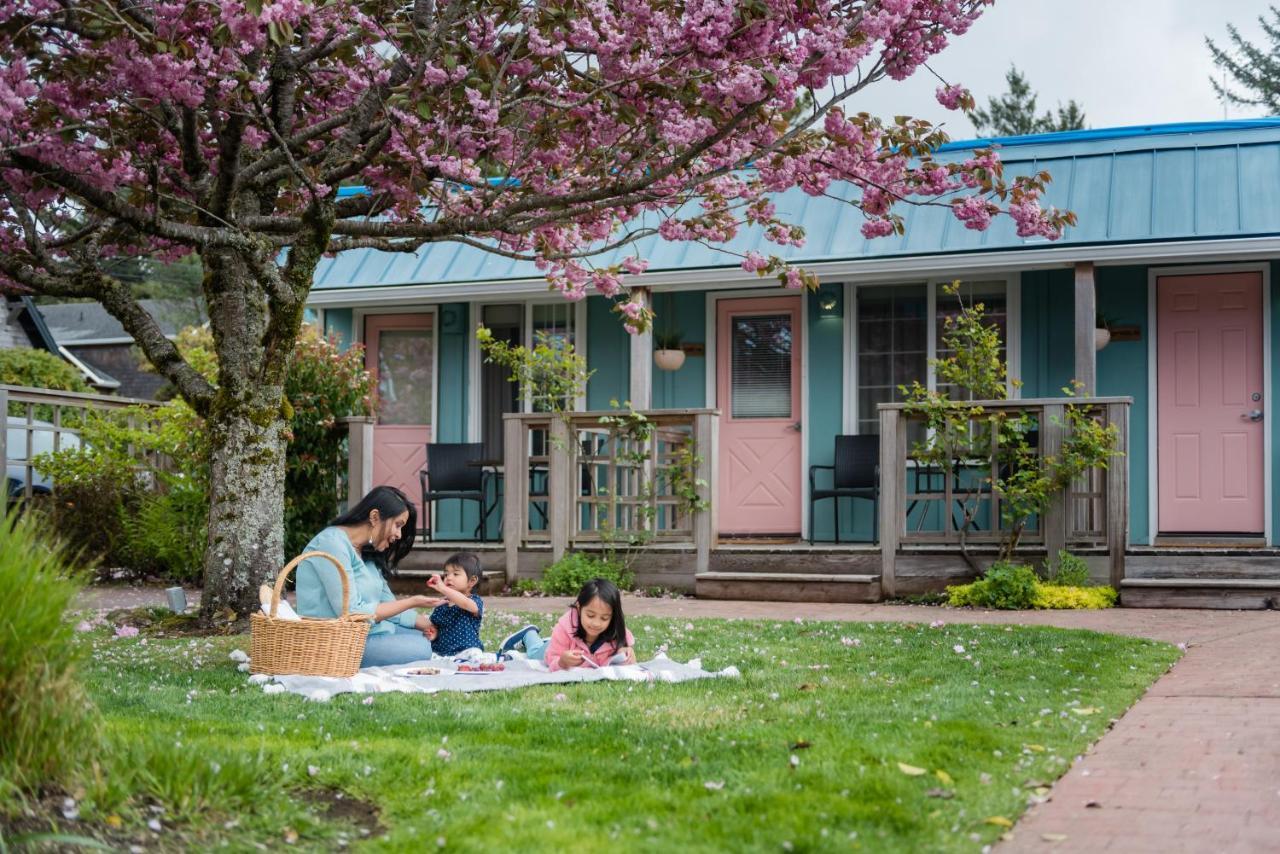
[1105,402,1130,588]
[339,415,375,507]
[1042,402,1068,562]
[693,410,719,575]
[1074,262,1097,395]
[878,407,901,598]
[628,286,653,409]
[502,415,526,585]
[548,415,572,562]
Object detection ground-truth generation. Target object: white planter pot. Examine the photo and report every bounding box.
[1094,328,1111,351]
[654,349,686,371]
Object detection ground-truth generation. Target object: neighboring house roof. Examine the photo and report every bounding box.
[37,299,206,345]
[311,119,1280,295]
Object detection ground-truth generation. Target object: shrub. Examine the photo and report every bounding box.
[0,347,90,419]
[537,552,635,595]
[35,401,208,580]
[1034,584,1117,610]
[1044,549,1092,587]
[946,561,1039,609]
[0,509,98,804]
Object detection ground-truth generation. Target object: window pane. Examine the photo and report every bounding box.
[375,329,434,425]
[530,303,576,412]
[936,281,1007,400]
[856,285,926,434]
[731,314,792,418]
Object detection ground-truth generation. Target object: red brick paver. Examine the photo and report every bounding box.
[78,587,1280,852]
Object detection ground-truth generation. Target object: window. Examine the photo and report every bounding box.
[856,285,927,435]
[479,304,522,460]
[856,280,1011,434]
[730,314,793,418]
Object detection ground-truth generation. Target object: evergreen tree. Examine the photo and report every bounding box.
[967,66,1087,137]
[1206,6,1280,113]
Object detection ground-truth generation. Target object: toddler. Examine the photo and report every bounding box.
[426,552,484,656]
[501,578,635,670]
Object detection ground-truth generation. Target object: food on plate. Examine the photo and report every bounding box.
[402,667,441,676]
[456,662,505,673]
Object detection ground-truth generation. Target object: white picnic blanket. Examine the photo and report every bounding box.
[253,654,739,701]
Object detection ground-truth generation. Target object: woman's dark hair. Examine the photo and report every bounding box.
[330,485,416,571]
[572,578,628,650]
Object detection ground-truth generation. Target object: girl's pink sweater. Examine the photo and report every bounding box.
[544,608,635,671]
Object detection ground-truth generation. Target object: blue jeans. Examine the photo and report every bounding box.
[523,628,549,662]
[360,624,434,668]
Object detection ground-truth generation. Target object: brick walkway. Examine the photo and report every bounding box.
[78,586,1280,852]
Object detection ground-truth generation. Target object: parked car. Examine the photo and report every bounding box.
[6,415,80,501]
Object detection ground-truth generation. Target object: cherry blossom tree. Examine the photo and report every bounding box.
[0,0,1073,619]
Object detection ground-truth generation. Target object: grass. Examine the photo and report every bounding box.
[45,610,1179,852]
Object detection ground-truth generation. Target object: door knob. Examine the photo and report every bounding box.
[1242,409,1264,422]
[790,421,803,432]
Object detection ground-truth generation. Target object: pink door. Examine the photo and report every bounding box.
[716,296,803,536]
[1157,273,1265,534]
[365,314,435,519]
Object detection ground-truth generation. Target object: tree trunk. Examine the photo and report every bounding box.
[199,394,290,619]
[196,247,302,621]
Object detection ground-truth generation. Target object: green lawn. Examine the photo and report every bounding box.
[68,611,1178,852]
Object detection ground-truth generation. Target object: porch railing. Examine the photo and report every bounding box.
[1,384,160,512]
[502,409,719,583]
[877,397,1131,597]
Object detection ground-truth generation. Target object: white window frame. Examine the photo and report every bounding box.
[842,274,1021,434]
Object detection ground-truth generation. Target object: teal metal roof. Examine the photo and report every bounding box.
[313,120,1280,290]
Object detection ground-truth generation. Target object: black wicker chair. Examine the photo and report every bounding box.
[808,435,879,544]
[419,442,494,542]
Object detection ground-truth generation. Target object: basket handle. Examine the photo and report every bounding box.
[270,550,370,622]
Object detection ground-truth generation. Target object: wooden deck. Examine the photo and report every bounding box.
[392,539,1280,609]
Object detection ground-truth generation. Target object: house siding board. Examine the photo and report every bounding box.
[1095,266,1151,545]
[586,296,629,410]
[323,308,354,351]
[1019,269,1076,399]
[1240,145,1280,234]
[1064,155,1114,243]
[1108,152,1155,239]
[807,289,855,541]
[651,290,706,409]
[1151,148,1196,236]
[432,302,476,539]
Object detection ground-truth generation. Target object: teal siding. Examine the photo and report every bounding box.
[586,296,629,409]
[323,308,354,351]
[1019,267,1151,544]
[1096,267,1151,545]
[806,286,862,541]
[432,303,475,539]
[652,290,707,409]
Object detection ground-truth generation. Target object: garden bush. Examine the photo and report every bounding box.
[536,552,635,595]
[948,559,1117,610]
[1044,549,1092,587]
[0,346,90,419]
[0,509,98,805]
[1034,584,1117,609]
[947,561,1039,609]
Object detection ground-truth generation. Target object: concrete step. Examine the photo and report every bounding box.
[695,572,881,604]
[1120,577,1280,610]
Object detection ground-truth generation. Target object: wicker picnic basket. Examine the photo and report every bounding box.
[250,550,372,678]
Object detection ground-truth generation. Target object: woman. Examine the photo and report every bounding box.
[295,485,441,667]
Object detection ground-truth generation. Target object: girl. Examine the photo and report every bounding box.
[500,578,636,670]
[294,485,443,667]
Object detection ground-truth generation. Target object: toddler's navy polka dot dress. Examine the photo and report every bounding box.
[430,595,484,655]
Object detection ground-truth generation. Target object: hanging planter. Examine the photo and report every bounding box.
[654,332,686,371]
[1095,312,1111,351]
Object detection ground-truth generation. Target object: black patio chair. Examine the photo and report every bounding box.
[809,434,879,544]
[419,442,494,542]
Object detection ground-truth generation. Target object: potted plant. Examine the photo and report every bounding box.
[1095,312,1111,351]
[653,331,686,371]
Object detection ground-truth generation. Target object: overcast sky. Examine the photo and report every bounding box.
[848,0,1276,139]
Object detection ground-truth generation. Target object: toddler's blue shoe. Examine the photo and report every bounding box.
[499,625,539,654]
